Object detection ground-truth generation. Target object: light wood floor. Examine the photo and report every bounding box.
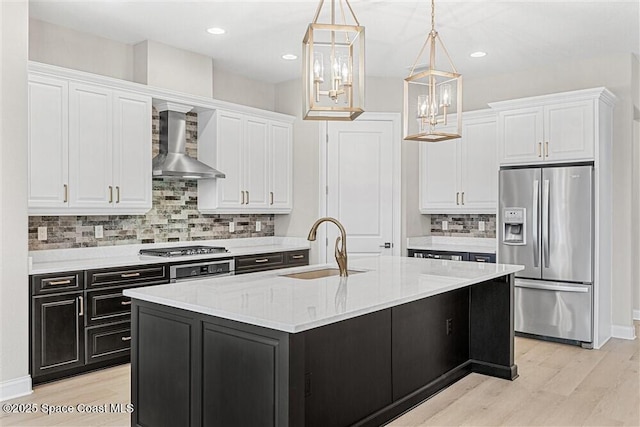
[2,322,638,427]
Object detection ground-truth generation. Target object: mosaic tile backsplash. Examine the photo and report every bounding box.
[28,110,274,251]
[430,214,496,238]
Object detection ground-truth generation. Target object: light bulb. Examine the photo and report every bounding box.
[417,95,428,118]
[439,84,452,107]
[313,52,324,82]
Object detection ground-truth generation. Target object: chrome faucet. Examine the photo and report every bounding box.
[307,217,348,277]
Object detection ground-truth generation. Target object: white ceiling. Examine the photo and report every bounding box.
[29,1,640,84]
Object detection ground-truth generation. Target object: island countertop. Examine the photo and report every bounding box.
[124,256,523,333]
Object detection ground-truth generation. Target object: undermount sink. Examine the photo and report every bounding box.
[281,268,365,280]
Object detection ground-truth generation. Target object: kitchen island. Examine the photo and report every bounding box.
[124,256,523,427]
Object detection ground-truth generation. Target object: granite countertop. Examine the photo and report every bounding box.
[29,237,310,275]
[124,256,523,333]
[406,236,497,254]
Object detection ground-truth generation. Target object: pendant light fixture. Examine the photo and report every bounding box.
[404,0,462,142]
[302,0,365,121]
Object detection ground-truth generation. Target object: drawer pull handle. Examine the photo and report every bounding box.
[120,272,141,278]
[63,184,68,203]
[49,279,72,285]
[537,142,542,157]
[270,191,274,205]
[544,141,549,157]
[255,258,270,263]
[121,336,131,341]
[109,186,113,203]
[291,255,305,259]
[120,300,132,306]
[78,296,84,316]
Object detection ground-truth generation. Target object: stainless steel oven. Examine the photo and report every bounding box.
[169,259,235,283]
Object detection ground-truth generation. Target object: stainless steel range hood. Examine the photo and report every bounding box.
[152,107,225,179]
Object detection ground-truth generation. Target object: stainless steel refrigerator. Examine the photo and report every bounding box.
[498,164,593,347]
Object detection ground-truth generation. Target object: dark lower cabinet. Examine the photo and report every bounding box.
[31,292,84,377]
[85,321,131,364]
[202,322,280,427]
[303,310,392,427]
[392,288,470,400]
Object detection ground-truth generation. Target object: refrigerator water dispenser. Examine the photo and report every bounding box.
[503,208,525,245]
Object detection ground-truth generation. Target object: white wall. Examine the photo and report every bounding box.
[1,0,31,400]
[213,65,275,111]
[633,54,640,320]
[29,18,133,81]
[134,40,213,98]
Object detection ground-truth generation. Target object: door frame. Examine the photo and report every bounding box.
[317,112,402,264]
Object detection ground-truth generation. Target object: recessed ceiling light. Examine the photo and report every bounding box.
[282,54,298,60]
[470,51,487,58]
[206,27,226,35]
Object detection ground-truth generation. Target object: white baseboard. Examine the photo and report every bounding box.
[611,324,637,340]
[633,309,640,321]
[0,375,32,402]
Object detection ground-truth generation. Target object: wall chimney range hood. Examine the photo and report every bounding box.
[152,102,225,179]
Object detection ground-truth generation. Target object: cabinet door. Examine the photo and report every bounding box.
[544,100,594,162]
[269,121,292,211]
[28,75,69,210]
[459,117,498,212]
[244,116,270,209]
[68,83,113,209]
[32,293,84,377]
[113,91,152,212]
[497,107,544,165]
[419,139,459,213]
[215,111,245,208]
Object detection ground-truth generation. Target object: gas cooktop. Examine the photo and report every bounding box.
[139,245,228,257]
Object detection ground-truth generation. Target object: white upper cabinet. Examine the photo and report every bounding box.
[269,121,293,210]
[198,110,294,214]
[419,110,497,214]
[490,88,614,166]
[68,82,113,209]
[28,75,69,210]
[28,71,152,215]
[112,91,152,210]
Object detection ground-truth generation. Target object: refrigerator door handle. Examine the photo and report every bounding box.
[532,180,539,267]
[515,279,589,293]
[542,179,550,268]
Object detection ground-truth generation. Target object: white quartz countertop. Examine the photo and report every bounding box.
[29,237,309,275]
[124,256,523,333]
[407,236,497,254]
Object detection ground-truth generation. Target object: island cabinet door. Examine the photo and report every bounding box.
[302,309,393,427]
[391,288,470,401]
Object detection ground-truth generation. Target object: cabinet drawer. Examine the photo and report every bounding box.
[86,264,168,288]
[85,322,131,364]
[235,253,284,274]
[31,271,83,296]
[285,250,309,266]
[85,287,132,326]
[468,252,496,263]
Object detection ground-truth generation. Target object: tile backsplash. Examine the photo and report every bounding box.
[28,109,274,251]
[430,214,496,238]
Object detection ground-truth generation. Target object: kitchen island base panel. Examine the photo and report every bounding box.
[130,274,517,427]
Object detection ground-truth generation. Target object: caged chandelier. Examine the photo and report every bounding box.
[404,0,462,142]
[302,0,365,121]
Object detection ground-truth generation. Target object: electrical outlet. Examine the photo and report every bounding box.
[37,226,47,241]
[256,221,261,232]
[229,221,235,233]
[442,220,448,231]
[95,225,104,239]
[478,221,485,231]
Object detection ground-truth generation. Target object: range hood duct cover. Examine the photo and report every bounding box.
[152,110,225,179]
